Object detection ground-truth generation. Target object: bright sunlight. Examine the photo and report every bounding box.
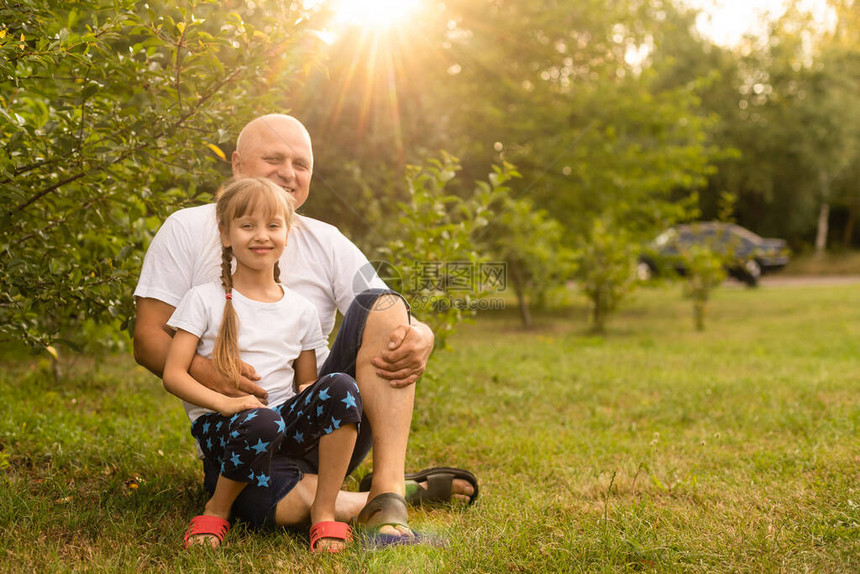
[329,0,422,29]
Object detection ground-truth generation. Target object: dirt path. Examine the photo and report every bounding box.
[756,275,860,287]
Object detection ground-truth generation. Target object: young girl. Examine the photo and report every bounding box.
[162,177,362,553]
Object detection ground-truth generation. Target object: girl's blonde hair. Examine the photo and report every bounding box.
[211,177,297,387]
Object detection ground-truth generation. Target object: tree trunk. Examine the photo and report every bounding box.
[842,202,857,250]
[815,203,830,254]
[693,299,706,331]
[509,261,532,328]
[517,291,532,329]
[591,290,604,333]
[815,172,831,255]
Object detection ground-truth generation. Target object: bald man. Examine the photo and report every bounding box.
[133,115,475,541]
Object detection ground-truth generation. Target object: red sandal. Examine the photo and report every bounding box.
[183,515,230,549]
[309,521,352,554]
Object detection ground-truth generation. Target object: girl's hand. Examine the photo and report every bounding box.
[189,354,268,404]
[218,395,266,417]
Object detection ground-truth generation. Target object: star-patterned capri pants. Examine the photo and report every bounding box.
[196,288,411,528]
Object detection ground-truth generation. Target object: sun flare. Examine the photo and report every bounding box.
[330,0,422,30]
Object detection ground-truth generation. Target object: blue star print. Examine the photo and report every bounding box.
[202,421,210,434]
[341,391,357,409]
[318,388,331,401]
[244,411,258,422]
[256,473,270,488]
[230,452,242,467]
[249,438,270,454]
[275,418,286,434]
[293,431,304,444]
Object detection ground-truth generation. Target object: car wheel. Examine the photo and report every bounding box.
[741,259,762,287]
[637,262,653,281]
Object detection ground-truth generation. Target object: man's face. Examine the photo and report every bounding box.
[232,117,313,209]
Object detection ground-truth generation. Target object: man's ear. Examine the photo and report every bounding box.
[231,151,242,176]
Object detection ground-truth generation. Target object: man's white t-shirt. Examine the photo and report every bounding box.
[134,204,386,367]
[166,282,328,422]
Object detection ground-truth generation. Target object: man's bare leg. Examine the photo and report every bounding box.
[354,295,416,535]
[273,475,368,526]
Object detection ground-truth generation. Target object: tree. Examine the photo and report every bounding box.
[668,0,860,249]
[818,0,860,249]
[284,0,719,252]
[377,154,511,347]
[0,0,322,353]
[482,180,577,328]
[426,0,718,241]
[576,215,638,334]
[681,243,726,331]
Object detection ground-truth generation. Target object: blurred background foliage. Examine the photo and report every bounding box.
[1,0,858,353]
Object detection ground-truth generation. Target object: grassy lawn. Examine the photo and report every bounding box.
[1,283,858,572]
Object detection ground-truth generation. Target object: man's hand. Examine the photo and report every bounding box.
[371,321,434,388]
[190,353,268,403]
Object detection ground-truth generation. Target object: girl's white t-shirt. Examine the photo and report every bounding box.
[166,281,328,423]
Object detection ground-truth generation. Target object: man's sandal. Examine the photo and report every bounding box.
[356,492,410,531]
[359,467,479,507]
[183,515,230,549]
[356,492,452,548]
[309,521,352,554]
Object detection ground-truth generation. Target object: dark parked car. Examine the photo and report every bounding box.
[638,222,791,286]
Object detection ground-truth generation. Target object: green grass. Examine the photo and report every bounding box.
[1,283,858,572]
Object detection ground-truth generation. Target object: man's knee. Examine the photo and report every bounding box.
[351,288,409,318]
[363,292,410,334]
[373,292,409,313]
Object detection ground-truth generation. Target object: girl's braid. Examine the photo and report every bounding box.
[220,246,233,292]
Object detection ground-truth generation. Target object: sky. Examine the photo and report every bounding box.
[683,0,835,46]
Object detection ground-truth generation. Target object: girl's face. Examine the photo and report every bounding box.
[222,204,288,276]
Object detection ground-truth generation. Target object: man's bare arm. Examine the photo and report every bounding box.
[133,297,268,400]
[133,297,176,378]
